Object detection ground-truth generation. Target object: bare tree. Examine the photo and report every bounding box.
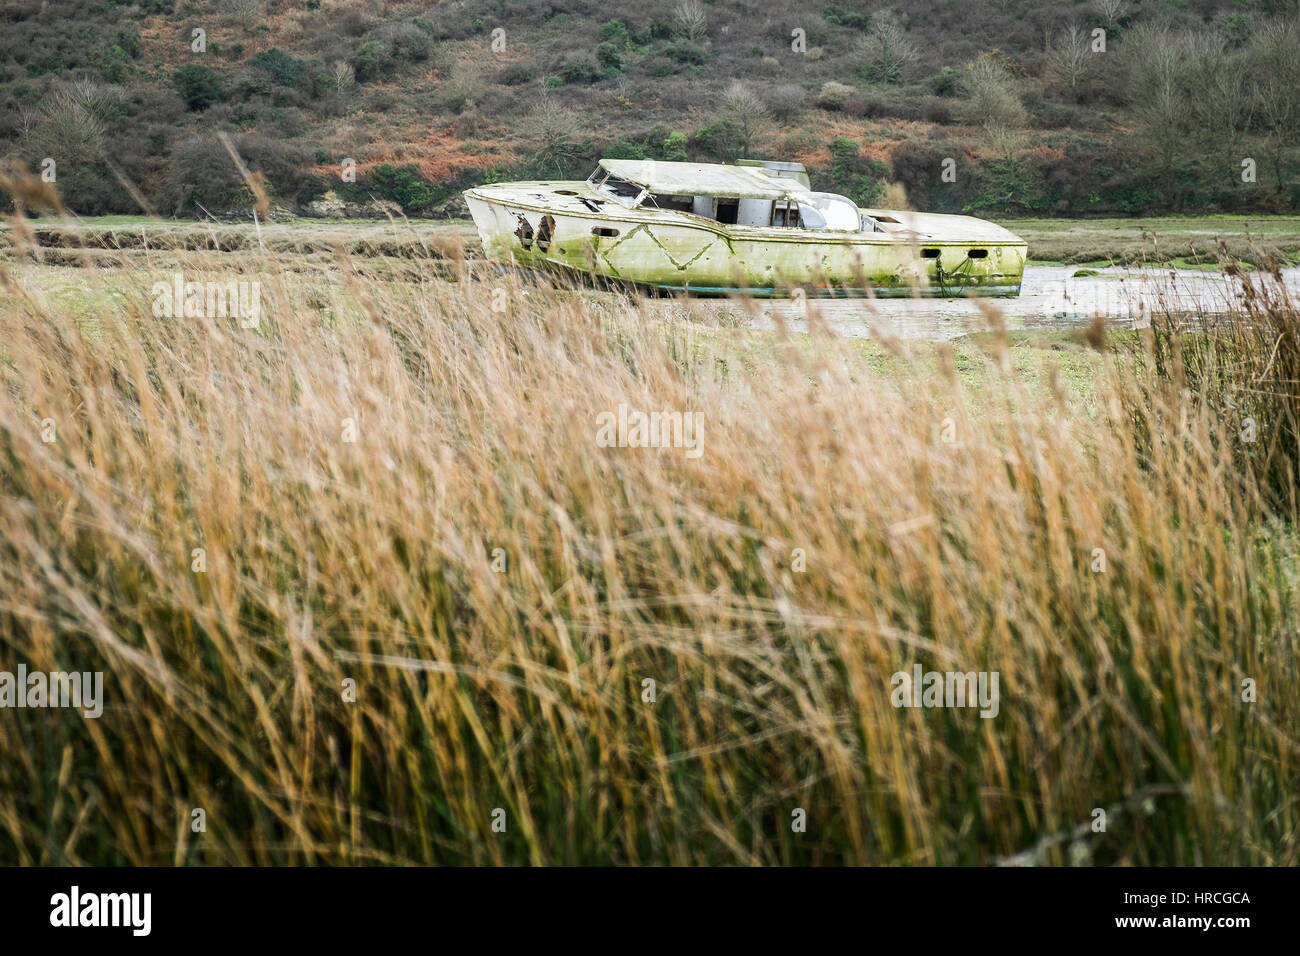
[17,106,39,140]
[959,57,1027,156]
[718,81,768,157]
[331,60,356,96]
[1186,38,1254,169]
[27,89,107,162]
[1044,24,1095,98]
[1251,16,1300,193]
[1095,0,1127,29]
[1121,21,1272,194]
[858,10,920,84]
[1122,23,1196,190]
[524,99,582,177]
[68,76,126,119]
[672,1,708,43]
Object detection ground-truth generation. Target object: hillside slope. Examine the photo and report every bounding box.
[1,0,1297,218]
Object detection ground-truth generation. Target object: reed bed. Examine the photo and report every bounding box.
[0,243,1297,865]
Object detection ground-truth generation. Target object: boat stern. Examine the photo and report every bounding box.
[859,208,1028,297]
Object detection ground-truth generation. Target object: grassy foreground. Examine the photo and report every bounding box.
[1,238,1299,865]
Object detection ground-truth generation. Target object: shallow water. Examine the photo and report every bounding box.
[732,265,1300,341]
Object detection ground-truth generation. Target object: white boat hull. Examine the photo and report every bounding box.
[465,183,1025,297]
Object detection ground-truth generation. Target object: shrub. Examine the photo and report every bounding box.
[662,130,688,161]
[92,40,136,83]
[373,21,432,62]
[816,136,889,206]
[764,83,805,120]
[817,81,856,111]
[597,42,624,78]
[600,19,632,49]
[496,61,536,85]
[782,128,821,156]
[249,48,303,87]
[166,132,311,213]
[167,134,244,209]
[338,10,373,37]
[822,4,872,30]
[665,40,708,65]
[930,67,961,97]
[438,71,485,114]
[351,40,391,83]
[603,139,648,160]
[364,163,436,210]
[644,56,677,77]
[561,52,603,85]
[172,64,225,110]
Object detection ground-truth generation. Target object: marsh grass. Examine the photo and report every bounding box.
[0,227,1298,865]
[1129,264,1300,521]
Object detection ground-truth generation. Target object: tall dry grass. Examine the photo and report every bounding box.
[0,244,1297,865]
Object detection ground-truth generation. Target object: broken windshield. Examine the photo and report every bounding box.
[805,192,865,232]
[586,168,646,208]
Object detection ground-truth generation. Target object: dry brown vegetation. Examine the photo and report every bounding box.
[0,222,1298,864]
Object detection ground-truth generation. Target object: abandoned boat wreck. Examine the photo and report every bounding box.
[464,159,1027,298]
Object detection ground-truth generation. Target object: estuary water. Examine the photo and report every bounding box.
[738,265,1300,341]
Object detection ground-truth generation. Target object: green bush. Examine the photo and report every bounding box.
[249,48,303,87]
[665,40,708,65]
[663,130,688,161]
[814,137,889,207]
[92,43,134,83]
[172,64,225,111]
[604,140,648,160]
[352,40,392,83]
[365,163,437,211]
[821,5,871,30]
[930,67,960,97]
[600,19,632,49]
[597,42,624,78]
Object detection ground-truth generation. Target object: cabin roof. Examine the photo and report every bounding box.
[598,159,801,200]
[859,208,1027,244]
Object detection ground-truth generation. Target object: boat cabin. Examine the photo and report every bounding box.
[586,159,884,234]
